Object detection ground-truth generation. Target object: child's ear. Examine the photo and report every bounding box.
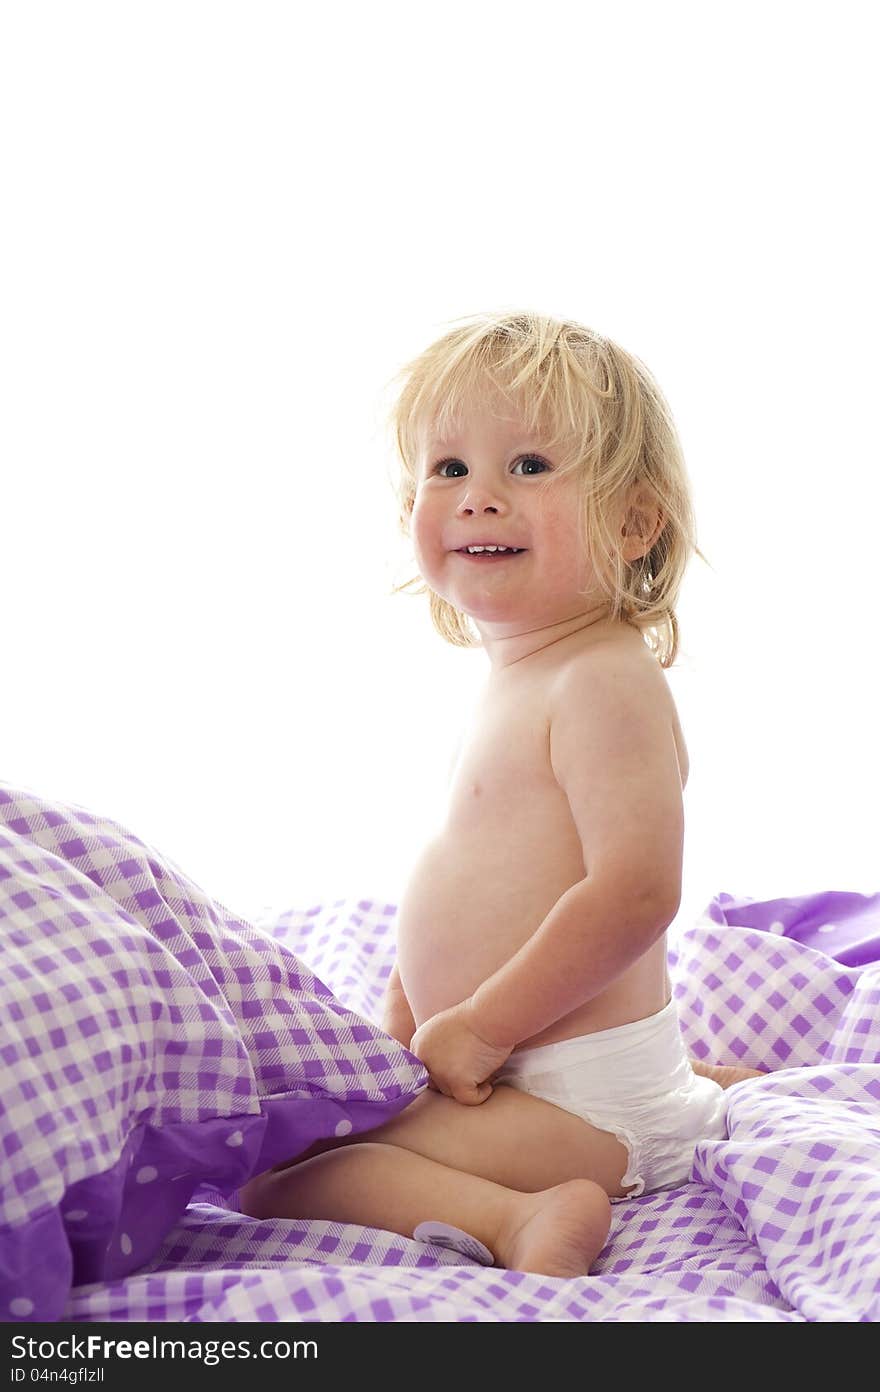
[619,484,664,562]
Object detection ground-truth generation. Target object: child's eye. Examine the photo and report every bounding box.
[433,454,550,478]
[512,455,551,476]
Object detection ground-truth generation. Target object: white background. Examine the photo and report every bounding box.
[2,2,877,935]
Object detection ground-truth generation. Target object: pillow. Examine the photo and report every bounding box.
[0,781,426,1322]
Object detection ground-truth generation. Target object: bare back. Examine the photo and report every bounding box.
[395,621,690,1051]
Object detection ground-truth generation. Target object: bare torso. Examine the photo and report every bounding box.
[395,620,690,1051]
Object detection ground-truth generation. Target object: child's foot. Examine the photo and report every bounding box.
[495,1179,611,1278]
[690,1059,766,1089]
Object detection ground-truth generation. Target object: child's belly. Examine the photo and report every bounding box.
[395,809,670,1051]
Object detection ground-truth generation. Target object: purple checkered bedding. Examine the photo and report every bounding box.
[2,783,879,1322]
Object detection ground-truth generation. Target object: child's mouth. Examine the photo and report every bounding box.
[454,549,527,562]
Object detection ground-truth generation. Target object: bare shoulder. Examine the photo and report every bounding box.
[548,623,661,700]
[549,625,689,789]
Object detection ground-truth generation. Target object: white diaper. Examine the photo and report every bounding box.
[492,998,727,1202]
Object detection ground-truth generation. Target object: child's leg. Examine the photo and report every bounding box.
[690,1060,766,1087]
[245,1084,635,1201]
[241,1140,611,1278]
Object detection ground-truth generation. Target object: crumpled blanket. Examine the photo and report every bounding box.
[76,894,880,1322]
[2,781,878,1321]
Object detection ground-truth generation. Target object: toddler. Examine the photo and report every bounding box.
[240,310,760,1278]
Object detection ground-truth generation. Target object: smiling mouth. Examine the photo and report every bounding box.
[453,548,527,560]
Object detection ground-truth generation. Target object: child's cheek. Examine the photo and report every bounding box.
[410,497,440,569]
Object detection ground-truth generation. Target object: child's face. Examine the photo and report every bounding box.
[411,397,607,638]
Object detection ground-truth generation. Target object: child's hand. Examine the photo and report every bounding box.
[410,1001,515,1105]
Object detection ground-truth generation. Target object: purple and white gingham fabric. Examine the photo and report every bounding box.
[68,892,880,1322]
[3,783,879,1322]
[0,782,425,1322]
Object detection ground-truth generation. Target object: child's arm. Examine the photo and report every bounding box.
[467,650,683,1047]
[413,854,679,1104]
[382,960,417,1050]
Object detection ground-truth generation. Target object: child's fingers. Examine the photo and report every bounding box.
[454,1082,493,1105]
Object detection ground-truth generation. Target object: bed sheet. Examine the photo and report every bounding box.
[59,888,880,1324]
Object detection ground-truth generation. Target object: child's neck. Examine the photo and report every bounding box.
[479,605,619,674]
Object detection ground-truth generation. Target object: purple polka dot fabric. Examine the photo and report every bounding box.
[3,783,880,1322]
[0,782,426,1322]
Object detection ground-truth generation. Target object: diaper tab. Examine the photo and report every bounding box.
[413,1221,494,1265]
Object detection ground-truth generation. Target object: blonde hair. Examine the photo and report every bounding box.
[383,309,707,668]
